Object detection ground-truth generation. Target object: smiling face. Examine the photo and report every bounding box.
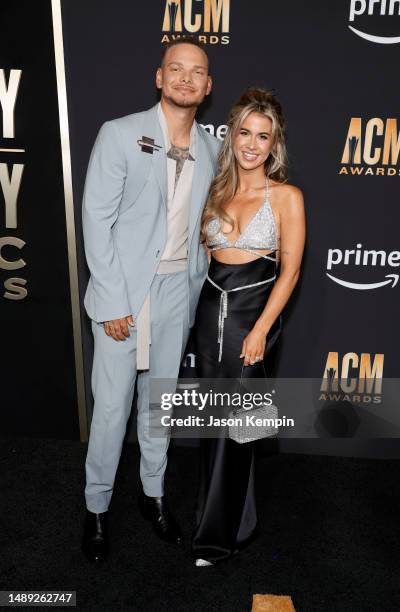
[156,43,212,109]
[233,111,273,172]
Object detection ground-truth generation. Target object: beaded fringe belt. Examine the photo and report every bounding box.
[206,273,276,362]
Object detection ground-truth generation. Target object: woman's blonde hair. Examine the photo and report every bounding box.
[201,87,288,241]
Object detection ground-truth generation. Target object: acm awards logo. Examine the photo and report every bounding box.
[0,68,27,301]
[349,0,400,43]
[320,352,384,404]
[326,245,399,290]
[340,117,400,177]
[161,0,230,45]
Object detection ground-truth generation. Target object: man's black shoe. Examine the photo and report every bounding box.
[81,509,109,563]
[138,491,182,545]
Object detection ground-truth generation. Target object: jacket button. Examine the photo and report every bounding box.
[156,250,160,257]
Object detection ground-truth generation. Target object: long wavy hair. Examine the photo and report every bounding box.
[201,87,288,241]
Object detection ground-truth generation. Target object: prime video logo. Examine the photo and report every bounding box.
[326,245,400,290]
[349,0,400,43]
[200,123,227,141]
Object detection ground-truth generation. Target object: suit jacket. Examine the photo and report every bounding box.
[82,103,221,327]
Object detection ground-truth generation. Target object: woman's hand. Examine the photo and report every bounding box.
[240,326,267,366]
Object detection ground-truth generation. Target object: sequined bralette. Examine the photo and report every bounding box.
[205,178,278,258]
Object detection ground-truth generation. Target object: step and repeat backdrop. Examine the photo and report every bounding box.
[0,0,85,439]
[1,1,399,455]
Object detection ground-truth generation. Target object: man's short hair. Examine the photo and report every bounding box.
[161,36,209,70]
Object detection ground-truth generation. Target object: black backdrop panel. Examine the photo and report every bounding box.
[61,0,400,454]
[0,0,79,439]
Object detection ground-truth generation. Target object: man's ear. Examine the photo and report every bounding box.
[155,67,162,90]
[206,75,212,96]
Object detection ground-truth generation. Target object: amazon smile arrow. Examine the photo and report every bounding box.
[326,273,399,290]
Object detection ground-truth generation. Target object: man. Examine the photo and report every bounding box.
[81,38,220,563]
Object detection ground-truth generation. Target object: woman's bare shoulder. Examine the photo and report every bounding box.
[270,180,304,213]
[270,180,302,197]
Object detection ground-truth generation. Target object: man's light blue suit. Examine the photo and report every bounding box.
[82,103,220,512]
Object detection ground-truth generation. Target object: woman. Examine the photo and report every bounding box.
[191,87,306,566]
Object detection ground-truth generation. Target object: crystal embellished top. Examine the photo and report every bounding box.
[205,178,278,255]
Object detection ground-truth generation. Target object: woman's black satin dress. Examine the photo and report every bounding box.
[191,255,281,563]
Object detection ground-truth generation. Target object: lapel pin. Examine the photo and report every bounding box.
[137,136,163,154]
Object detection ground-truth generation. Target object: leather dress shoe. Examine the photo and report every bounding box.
[81,509,109,563]
[138,491,182,544]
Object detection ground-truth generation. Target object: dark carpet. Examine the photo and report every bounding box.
[0,437,399,612]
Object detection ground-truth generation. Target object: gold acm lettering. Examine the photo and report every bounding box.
[382,118,400,165]
[364,118,384,165]
[321,351,384,398]
[359,353,384,394]
[204,0,230,32]
[341,117,400,168]
[162,0,230,41]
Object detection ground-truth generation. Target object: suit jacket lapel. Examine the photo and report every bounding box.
[189,124,214,244]
[140,108,214,234]
[141,104,168,207]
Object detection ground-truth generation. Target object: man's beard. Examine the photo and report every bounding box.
[164,91,200,109]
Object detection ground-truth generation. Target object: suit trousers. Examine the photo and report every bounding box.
[85,270,189,513]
